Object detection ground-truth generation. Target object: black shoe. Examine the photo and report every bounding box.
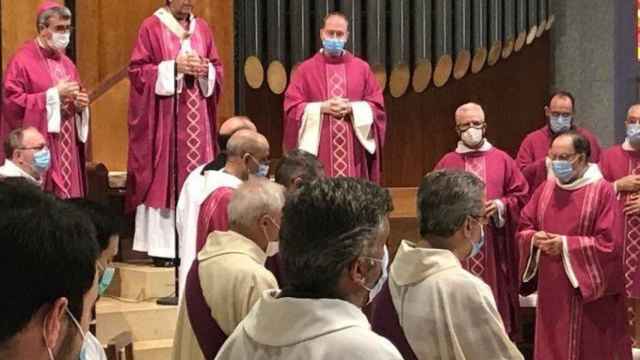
[152,257,174,267]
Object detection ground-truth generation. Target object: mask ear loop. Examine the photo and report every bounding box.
[64,307,87,341]
[43,323,55,360]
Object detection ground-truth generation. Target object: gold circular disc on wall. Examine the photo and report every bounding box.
[536,20,546,37]
[514,31,527,52]
[371,64,388,92]
[487,42,502,66]
[546,15,555,30]
[502,38,515,59]
[412,60,432,93]
[526,26,538,45]
[453,49,471,80]
[433,55,453,88]
[471,47,487,74]
[267,61,288,95]
[389,64,411,98]
[244,56,264,89]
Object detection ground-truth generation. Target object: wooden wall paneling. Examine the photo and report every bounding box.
[90,78,130,171]
[199,1,236,123]
[75,0,100,89]
[1,0,43,70]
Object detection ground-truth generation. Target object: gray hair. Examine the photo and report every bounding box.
[228,178,285,228]
[37,6,72,31]
[418,170,485,238]
[4,128,24,159]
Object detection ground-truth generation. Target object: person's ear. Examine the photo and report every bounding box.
[348,257,367,285]
[544,106,551,117]
[42,297,69,351]
[462,217,473,239]
[292,177,303,189]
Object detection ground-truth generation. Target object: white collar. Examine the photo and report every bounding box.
[622,139,640,152]
[154,7,196,40]
[0,160,41,185]
[455,139,493,154]
[554,163,603,190]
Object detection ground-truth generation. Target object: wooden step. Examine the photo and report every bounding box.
[134,339,173,360]
[96,297,177,344]
[106,262,174,301]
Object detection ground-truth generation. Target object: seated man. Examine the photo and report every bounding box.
[216,177,403,360]
[0,126,49,186]
[376,170,522,359]
[274,149,325,192]
[173,178,284,360]
[0,180,100,360]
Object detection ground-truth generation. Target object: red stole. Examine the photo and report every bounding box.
[185,258,227,359]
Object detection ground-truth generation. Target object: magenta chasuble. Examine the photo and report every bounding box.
[283,51,386,183]
[3,40,86,198]
[518,175,630,360]
[600,145,640,299]
[516,125,602,196]
[435,145,529,336]
[125,13,222,213]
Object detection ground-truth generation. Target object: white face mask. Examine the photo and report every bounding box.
[361,246,389,305]
[461,127,484,147]
[263,216,280,257]
[65,308,107,360]
[50,31,71,50]
[266,241,280,257]
[46,308,107,360]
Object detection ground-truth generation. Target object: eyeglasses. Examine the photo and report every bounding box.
[549,111,572,118]
[18,145,47,151]
[470,215,489,227]
[456,121,485,132]
[50,25,74,33]
[549,152,578,162]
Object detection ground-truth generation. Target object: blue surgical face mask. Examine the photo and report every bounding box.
[322,38,346,57]
[256,163,270,178]
[97,262,115,296]
[468,219,485,259]
[33,147,51,173]
[549,115,572,133]
[552,159,575,183]
[627,123,640,142]
[64,308,107,360]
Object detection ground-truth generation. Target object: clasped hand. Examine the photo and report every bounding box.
[176,53,209,77]
[321,96,352,119]
[532,231,563,256]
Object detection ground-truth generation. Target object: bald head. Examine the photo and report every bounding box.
[628,104,640,122]
[220,116,257,137]
[455,103,485,126]
[227,130,269,158]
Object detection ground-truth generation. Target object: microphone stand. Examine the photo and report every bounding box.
[157,62,181,306]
